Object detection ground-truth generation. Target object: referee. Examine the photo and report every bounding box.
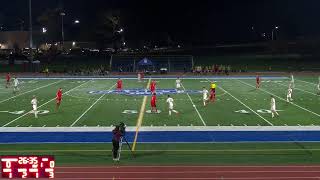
[112,125,122,161]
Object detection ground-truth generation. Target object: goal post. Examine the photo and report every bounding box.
[110,55,194,72]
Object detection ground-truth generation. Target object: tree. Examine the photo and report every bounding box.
[95,10,123,51]
[37,8,62,43]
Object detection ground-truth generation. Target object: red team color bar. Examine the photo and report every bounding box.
[1,156,55,178]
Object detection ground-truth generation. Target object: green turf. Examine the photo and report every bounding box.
[0,76,319,127]
[1,143,320,165]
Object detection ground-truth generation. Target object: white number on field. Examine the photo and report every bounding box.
[234,110,250,114]
[146,110,162,114]
[122,110,138,114]
[235,109,283,114]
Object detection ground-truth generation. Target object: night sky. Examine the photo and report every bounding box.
[0,0,320,45]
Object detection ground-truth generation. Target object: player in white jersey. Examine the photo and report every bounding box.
[290,74,295,88]
[202,87,209,106]
[176,77,181,90]
[317,82,320,95]
[137,72,141,82]
[270,95,279,118]
[166,95,178,116]
[13,77,19,93]
[287,87,293,102]
[31,95,38,118]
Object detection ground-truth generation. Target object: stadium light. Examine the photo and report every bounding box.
[272,26,280,41]
[42,27,47,33]
[72,41,76,46]
[74,20,80,24]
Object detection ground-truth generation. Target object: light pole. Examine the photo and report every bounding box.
[29,0,33,49]
[271,26,279,41]
[60,12,66,46]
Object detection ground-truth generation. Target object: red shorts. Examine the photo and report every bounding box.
[117,86,122,90]
[56,98,62,103]
[151,102,156,107]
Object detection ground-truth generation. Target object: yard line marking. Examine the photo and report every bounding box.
[70,83,116,127]
[2,80,93,127]
[217,85,273,126]
[181,83,206,126]
[239,80,320,118]
[42,125,46,127]
[297,79,318,86]
[274,81,319,96]
[132,78,151,151]
[0,80,63,104]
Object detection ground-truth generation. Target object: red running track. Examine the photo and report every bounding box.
[53,166,320,180]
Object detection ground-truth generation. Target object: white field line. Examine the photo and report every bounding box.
[2,80,93,127]
[218,86,273,126]
[52,171,320,173]
[3,148,320,153]
[181,83,206,126]
[70,83,116,127]
[35,177,320,180]
[239,80,320,118]
[274,81,319,96]
[21,178,320,180]
[0,80,63,104]
[297,79,318,86]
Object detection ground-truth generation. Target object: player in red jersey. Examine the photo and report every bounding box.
[150,80,156,93]
[56,88,62,110]
[117,78,123,91]
[150,92,157,113]
[256,75,261,89]
[5,73,11,88]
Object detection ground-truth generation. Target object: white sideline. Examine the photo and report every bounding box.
[181,83,206,126]
[70,83,116,127]
[1,126,320,132]
[2,80,93,127]
[274,81,319,96]
[218,86,274,126]
[3,148,320,152]
[238,80,320,118]
[0,80,63,104]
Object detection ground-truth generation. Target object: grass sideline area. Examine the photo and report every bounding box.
[1,143,320,165]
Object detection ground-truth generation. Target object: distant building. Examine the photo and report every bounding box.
[0,31,29,49]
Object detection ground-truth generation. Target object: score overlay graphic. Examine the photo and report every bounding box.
[1,156,55,178]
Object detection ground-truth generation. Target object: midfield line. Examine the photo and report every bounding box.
[132,78,152,151]
[274,81,319,96]
[181,83,207,126]
[239,80,320,118]
[0,80,63,104]
[2,80,93,127]
[70,83,116,127]
[206,79,273,126]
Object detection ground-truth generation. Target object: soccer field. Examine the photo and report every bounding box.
[0,75,319,127]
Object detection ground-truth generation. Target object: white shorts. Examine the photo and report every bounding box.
[271,106,276,111]
[169,105,173,110]
[287,94,292,98]
[176,84,181,89]
[33,105,37,111]
[203,96,208,101]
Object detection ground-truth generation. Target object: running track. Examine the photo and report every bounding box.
[53,166,320,180]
